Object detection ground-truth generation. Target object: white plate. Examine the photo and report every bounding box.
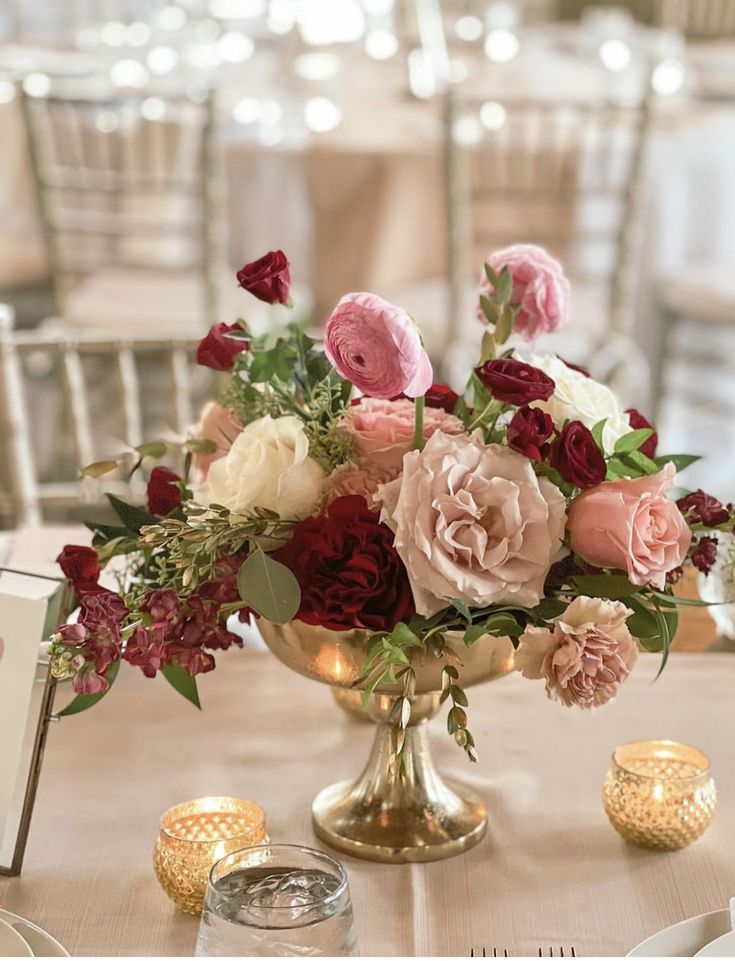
[0,910,68,958]
[695,930,735,957]
[628,909,730,957]
[0,918,32,957]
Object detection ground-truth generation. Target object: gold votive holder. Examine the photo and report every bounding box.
[603,740,717,850]
[153,796,268,915]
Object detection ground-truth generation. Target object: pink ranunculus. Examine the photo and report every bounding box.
[567,463,692,590]
[322,460,398,511]
[324,292,433,399]
[190,402,243,478]
[342,397,466,472]
[515,596,637,709]
[378,430,567,615]
[477,244,570,343]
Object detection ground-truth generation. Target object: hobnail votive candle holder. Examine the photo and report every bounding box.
[603,740,716,850]
[154,797,268,915]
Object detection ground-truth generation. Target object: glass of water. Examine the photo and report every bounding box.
[195,843,358,957]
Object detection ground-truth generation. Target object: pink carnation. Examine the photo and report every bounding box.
[478,244,570,343]
[343,397,465,473]
[324,292,432,399]
[322,460,397,511]
[515,596,637,709]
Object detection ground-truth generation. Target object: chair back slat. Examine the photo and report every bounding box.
[61,347,95,469]
[117,347,143,449]
[657,0,735,37]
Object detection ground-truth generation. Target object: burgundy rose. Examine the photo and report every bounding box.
[691,535,718,575]
[273,495,415,632]
[676,490,731,527]
[507,406,555,462]
[196,322,249,372]
[550,421,606,488]
[425,383,460,413]
[147,467,182,516]
[625,408,658,458]
[236,250,291,305]
[57,545,101,594]
[475,358,555,406]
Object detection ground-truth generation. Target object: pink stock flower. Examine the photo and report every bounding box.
[515,596,637,709]
[342,397,465,472]
[324,292,432,399]
[190,402,243,478]
[478,244,570,343]
[567,463,692,590]
[73,669,110,695]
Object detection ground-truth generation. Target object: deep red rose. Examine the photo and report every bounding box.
[475,358,555,405]
[56,545,101,594]
[425,383,460,414]
[196,322,249,371]
[147,467,182,516]
[691,535,718,575]
[625,408,658,458]
[676,490,730,527]
[507,405,555,462]
[550,421,606,488]
[273,495,415,632]
[236,250,291,305]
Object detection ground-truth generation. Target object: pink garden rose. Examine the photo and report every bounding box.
[567,463,692,590]
[478,244,570,343]
[515,596,637,709]
[190,402,243,478]
[324,292,432,399]
[378,430,566,615]
[343,398,465,472]
[322,460,397,511]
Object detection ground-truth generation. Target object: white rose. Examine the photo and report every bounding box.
[198,414,324,520]
[526,354,630,454]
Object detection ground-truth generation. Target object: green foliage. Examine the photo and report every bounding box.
[162,663,201,709]
[654,454,701,473]
[107,494,157,535]
[570,574,639,600]
[236,548,301,624]
[614,429,654,454]
[440,665,477,762]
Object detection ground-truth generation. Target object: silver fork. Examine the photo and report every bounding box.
[470,949,576,958]
[538,949,577,957]
[469,950,507,958]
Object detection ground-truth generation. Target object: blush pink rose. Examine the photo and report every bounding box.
[478,244,570,343]
[322,460,397,511]
[567,463,692,590]
[515,596,637,709]
[378,430,567,615]
[343,398,465,472]
[190,402,243,478]
[324,292,433,399]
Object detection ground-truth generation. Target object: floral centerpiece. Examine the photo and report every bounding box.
[50,246,733,860]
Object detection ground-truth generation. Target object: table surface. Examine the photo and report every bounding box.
[1,629,734,956]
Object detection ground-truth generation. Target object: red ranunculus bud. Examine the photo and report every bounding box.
[196,322,249,372]
[236,250,291,305]
[676,490,730,527]
[424,383,460,414]
[691,535,718,575]
[550,421,606,488]
[625,408,658,458]
[507,405,555,462]
[56,545,101,593]
[475,358,555,406]
[147,467,183,516]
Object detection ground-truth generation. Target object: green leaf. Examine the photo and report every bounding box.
[654,454,701,473]
[84,521,129,544]
[55,660,120,717]
[650,589,712,608]
[249,343,296,383]
[135,441,168,459]
[494,308,513,344]
[237,549,301,624]
[591,419,607,451]
[484,263,499,285]
[533,597,568,620]
[107,494,157,534]
[162,663,201,709]
[464,623,490,647]
[449,597,472,622]
[571,574,639,599]
[79,459,119,478]
[620,450,659,476]
[387,622,424,648]
[496,267,513,305]
[480,295,498,326]
[626,596,662,645]
[614,429,654,454]
[184,437,218,455]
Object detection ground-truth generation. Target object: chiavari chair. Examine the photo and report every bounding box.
[654,0,735,39]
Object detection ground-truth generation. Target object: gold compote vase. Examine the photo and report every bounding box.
[258,620,515,863]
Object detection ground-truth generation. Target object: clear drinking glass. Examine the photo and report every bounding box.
[195,843,358,957]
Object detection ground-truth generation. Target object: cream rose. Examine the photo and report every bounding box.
[526,354,630,454]
[378,430,566,615]
[198,414,324,520]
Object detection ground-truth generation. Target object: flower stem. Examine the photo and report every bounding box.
[413,395,425,451]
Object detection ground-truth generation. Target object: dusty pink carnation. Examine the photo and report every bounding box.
[322,461,397,511]
[324,292,432,399]
[343,398,465,473]
[515,596,637,709]
[190,402,242,478]
[378,430,566,615]
[477,244,570,343]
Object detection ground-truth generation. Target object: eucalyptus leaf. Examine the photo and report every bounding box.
[55,660,120,717]
[237,549,301,624]
[79,459,119,478]
[162,663,201,709]
[135,440,168,459]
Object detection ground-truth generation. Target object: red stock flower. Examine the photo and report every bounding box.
[140,590,180,623]
[691,535,718,575]
[124,625,166,679]
[147,467,182,516]
[676,490,731,527]
[236,250,291,305]
[56,545,102,595]
[196,322,249,371]
[550,421,606,488]
[507,406,555,462]
[165,643,216,676]
[625,408,658,458]
[475,358,555,406]
[273,495,415,633]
